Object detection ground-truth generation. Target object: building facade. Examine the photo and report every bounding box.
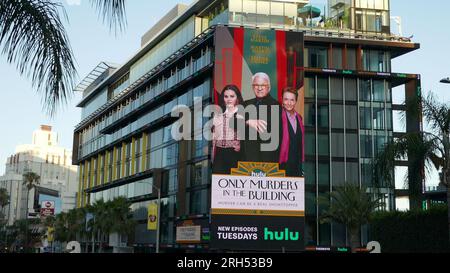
[72,0,421,251]
[0,126,79,226]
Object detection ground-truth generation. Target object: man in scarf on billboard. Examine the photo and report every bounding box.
[237,72,281,164]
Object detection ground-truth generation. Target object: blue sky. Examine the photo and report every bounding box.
[1,0,450,186]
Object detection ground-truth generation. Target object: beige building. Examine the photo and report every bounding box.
[0,125,78,226]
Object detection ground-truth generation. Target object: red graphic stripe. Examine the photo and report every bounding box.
[232,28,244,91]
[276,31,287,102]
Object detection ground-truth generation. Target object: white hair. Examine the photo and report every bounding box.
[252,72,271,89]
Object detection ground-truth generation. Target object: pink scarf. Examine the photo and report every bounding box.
[279,109,305,165]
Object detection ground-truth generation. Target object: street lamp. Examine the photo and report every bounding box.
[440,77,450,84]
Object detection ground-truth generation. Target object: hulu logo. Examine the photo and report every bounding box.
[264,228,300,241]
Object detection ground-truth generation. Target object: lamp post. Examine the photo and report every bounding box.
[440,77,450,84]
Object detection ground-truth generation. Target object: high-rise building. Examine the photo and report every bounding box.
[72,0,421,251]
[0,125,78,226]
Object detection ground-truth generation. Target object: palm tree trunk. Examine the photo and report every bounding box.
[349,228,360,253]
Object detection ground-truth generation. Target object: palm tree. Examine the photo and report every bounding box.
[374,92,450,239]
[22,172,40,252]
[319,184,383,252]
[0,0,126,115]
[109,197,135,249]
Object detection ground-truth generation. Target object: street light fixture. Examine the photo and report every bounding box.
[440,77,450,84]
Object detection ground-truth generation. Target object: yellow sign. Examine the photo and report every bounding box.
[147,203,158,230]
[231,162,286,177]
[47,227,54,242]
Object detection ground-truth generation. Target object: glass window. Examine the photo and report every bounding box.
[373,108,385,130]
[189,161,210,187]
[331,133,344,158]
[373,80,385,102]
[347,48,357,70]
[305,132,315,156]
[360,79,371,102]
[305,162,316,186]
[150,149,162,169]
[360,134,373,158]
[150,129,164,149]
[188,189,209,215]
[318,163,330,187]
[318,134,329,156]
[346,134,359,158]
[307,47,328,68]
[346,105,358,130]
[304,104,315,127]
[305,77,315,98]
[317,78,329,99]
[331,105,344,129]
[317,105,329,128]
[332,48,343,69]
[360,107,372,130]
[361,162,373,187]
[346,162,359,185]
[330,78,343,101]
[374,134,387,155]
[345,79,357,102]
[332,161,345,186]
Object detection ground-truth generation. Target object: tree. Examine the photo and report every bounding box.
[0,188,9,220]
[108,197,135,248]
[374,92,450,240]
[0,0,127,115]
[89,197,135,253]
[22,172,40,252]
[319,184,383,252]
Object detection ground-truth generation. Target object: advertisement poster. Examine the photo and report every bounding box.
[211,26,305,251]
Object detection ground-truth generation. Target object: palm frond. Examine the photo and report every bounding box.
[90,0,127,34]
[0,0,76,116]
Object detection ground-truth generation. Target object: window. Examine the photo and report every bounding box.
[331,133,344,158]
[373,108,385,130]
[332,48,343,69]
[373,80,385,102]
[346,134,359,158]
[346,105,358,130]
[360,134,373,158]
[188,189,208,215]
[305,77,315,98]
[318,134,329,156]
[347,48,357,70]
[360,107,372,130]
[345,78,357,101]
[330,78,343,101]
[317,78,329,99]
[360,80,371,102]
[306,47,328,68]
[331,105,344,129]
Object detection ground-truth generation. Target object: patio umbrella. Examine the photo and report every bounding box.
[298,5,321,18]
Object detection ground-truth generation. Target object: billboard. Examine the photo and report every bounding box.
[211,26,305,251]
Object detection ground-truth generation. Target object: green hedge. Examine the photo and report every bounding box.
[370,205,449,253]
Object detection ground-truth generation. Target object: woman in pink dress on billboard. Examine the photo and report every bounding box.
[212,85,244,175]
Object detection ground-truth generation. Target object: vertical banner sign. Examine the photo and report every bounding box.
[147,203,158,231]
[212,26,305,251]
